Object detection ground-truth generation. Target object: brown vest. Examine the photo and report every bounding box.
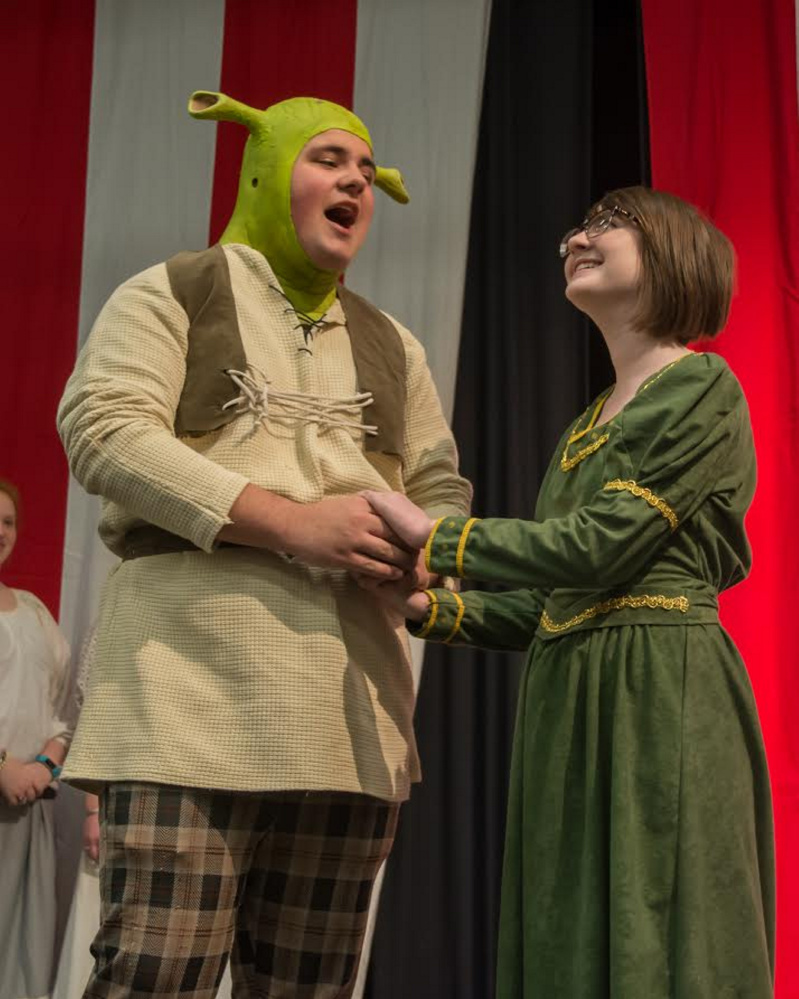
[166,245,406,455]
[122,246,407,559]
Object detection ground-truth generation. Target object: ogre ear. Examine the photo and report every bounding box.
[375,166,410,204]
[188,91,264,135]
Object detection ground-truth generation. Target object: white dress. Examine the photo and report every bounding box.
[0,589,71,999]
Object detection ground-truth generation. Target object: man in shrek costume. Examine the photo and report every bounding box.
[58,92,470,998]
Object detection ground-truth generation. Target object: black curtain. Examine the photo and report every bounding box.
[366,2,649,996]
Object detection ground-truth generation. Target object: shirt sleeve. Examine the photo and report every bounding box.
[57,265,250,554]
[425,357,752,589]
[394,323,473,519]
[408,586,546,650]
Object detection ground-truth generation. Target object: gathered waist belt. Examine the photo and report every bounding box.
[121,525,237,561]
[536,582,719,640]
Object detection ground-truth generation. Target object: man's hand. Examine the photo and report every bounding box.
[285,495,418,579]
[83,793,101,862]
[84,813,101,862]
[220,486,418,580]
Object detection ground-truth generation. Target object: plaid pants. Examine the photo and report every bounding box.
[83,783,399,998]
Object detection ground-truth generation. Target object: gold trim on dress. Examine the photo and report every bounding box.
[416,590,440,639]
[561,391,612,471]
[424,518,445,573]
[540,593,690,634]
[560,354,702,473]
[443,591,466,644]
[603,479,679,530]
[567,392,611,445]
[638,351,699,393]
[455,517,481,577]
[561,433,610,471]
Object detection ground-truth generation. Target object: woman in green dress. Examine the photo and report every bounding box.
[363,187,775,998]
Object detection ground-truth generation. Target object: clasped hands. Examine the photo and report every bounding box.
[0,756,54,808]
[350,490,437,622]
[223,485,441,620]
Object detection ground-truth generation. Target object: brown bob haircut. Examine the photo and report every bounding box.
[588,186,735,345]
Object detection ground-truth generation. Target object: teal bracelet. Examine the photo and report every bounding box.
[35,754,62,779]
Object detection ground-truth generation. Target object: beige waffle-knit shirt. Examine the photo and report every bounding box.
[58,244,471,801]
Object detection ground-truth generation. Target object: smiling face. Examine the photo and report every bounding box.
[0,490,18,571]
[563,213,642,317]
[290,129,376,273]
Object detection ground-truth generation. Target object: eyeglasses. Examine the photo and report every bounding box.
[558,205,640,259]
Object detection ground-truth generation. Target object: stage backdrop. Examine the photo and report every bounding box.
[1,1,798,997]
[641,0,799,991]
[0,1,490,994]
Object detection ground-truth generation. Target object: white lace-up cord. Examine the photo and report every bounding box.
[222,368,378,437]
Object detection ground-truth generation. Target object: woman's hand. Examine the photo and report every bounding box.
[354,572,431,622]
[0,757,44,806]
[361,491,435,550]
[27,761,55,797]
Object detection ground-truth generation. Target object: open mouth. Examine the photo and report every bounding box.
[324,204,358,230]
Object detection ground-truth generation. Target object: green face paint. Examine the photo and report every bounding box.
[189,91,409,321]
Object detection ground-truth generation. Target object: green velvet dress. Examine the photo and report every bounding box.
[415,352,774,998]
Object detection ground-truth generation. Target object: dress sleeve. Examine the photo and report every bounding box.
[21,593,74,745]
[408,587,546,650]
[425,357,751,589]
[57,265,250,553]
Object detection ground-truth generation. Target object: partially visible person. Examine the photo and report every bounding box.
[0,479,72,999]
[52,791,100,999]
[52,628,101,999]
[362,188,774,998]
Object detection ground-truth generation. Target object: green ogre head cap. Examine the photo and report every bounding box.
[189,91,409,320]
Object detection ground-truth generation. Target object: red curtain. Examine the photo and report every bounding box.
[209,0,358,243]
[642,0,799,993]
[0,2,95,613]
[0,0,361,614]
